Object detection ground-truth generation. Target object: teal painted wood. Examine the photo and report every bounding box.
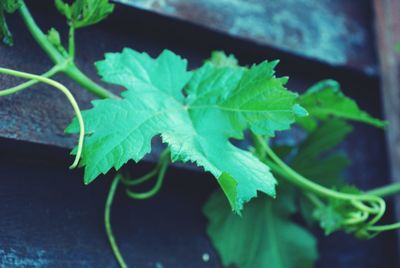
[116,0,378,75]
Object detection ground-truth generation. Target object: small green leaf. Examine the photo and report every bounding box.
[292,103,308,117]
[55,0,114,28]
[203,190,318,268]
[297,79,387,131]
[0,0,19,46]
[207,51,239,68]
[47,28,61,47]
[313,205,344,235]
[0,11,12,45]
[1,0,18,13]
[313,186,363,235]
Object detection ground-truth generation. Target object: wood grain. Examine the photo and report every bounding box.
[116,0,378,74]
[373,0,400,253]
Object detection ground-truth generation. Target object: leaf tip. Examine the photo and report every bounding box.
[293,104,309,117]
[83,173,96,185]
[218,173,238,212]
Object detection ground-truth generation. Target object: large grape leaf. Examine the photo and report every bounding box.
[67,49,303,212]
[203,190,318,268]
[297,80,386,131]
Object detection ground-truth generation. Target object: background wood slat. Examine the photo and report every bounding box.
[0,1,398,267]
[373,0,400,254]
[116,0,378,74]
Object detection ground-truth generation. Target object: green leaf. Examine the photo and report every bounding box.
[206,51,239,68]
[47,28,61,47]
[55,0,114,28]
[291,119,361,235]
[1,0,18,12]
[313,204,344,235]
[288,119,352,225]
[313,186,363,235]
[0,0,19,46]
[293,119,352,187]
[0,11,12,45]
[203,190,318,268]
[186,61,302,138]
[66,49,304,212]
[297,79,386,131]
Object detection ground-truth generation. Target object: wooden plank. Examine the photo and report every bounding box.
[0,1,390,174]
[116,0,378,74]
[0,1,382,152]
[0,140,220,267]
[373,0,400,248]
[0,2,398,266]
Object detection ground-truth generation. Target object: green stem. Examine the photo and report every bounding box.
[68,25,75,60]
[367,183,400,197]
[0,67,85,169]
[367,222,400,232]
[264,154,374,225]
[343,211,369,225]
[125,153,170,200]
[105,174,128,268]
[64,64,118,99]
[0,65,61,96]
[364,198,386,226]
[18,1,65,65]
[121,149,170,187]
[255,134,378,202]
[18,0,118,99]
[262,157,324,208]
[254,135,395,234]
[121,167,159,186]
[304,192,325,208]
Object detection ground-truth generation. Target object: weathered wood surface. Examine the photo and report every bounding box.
[0,0,382,154]
[373,0,400,252]
[0,140,220,268]
[0,1,398,267]
[116,0,378,74]
[0,127,398,268]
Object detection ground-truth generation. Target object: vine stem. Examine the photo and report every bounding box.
[68,24,75,60]
[18,1,64,65]
[252,134,400,236]
[367,183,400,197]
[105,174,128,268]
[0,67,84,169]
[105,149,170,268]
[121,167,159,186]
[262,156,381,226]
[125,155,169,199]
[124,149,171,199]
[304,192,325,208]
[367,222,400,232]
[254,134,381,203]
[18,0,118,99]
[0,65,61,95]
